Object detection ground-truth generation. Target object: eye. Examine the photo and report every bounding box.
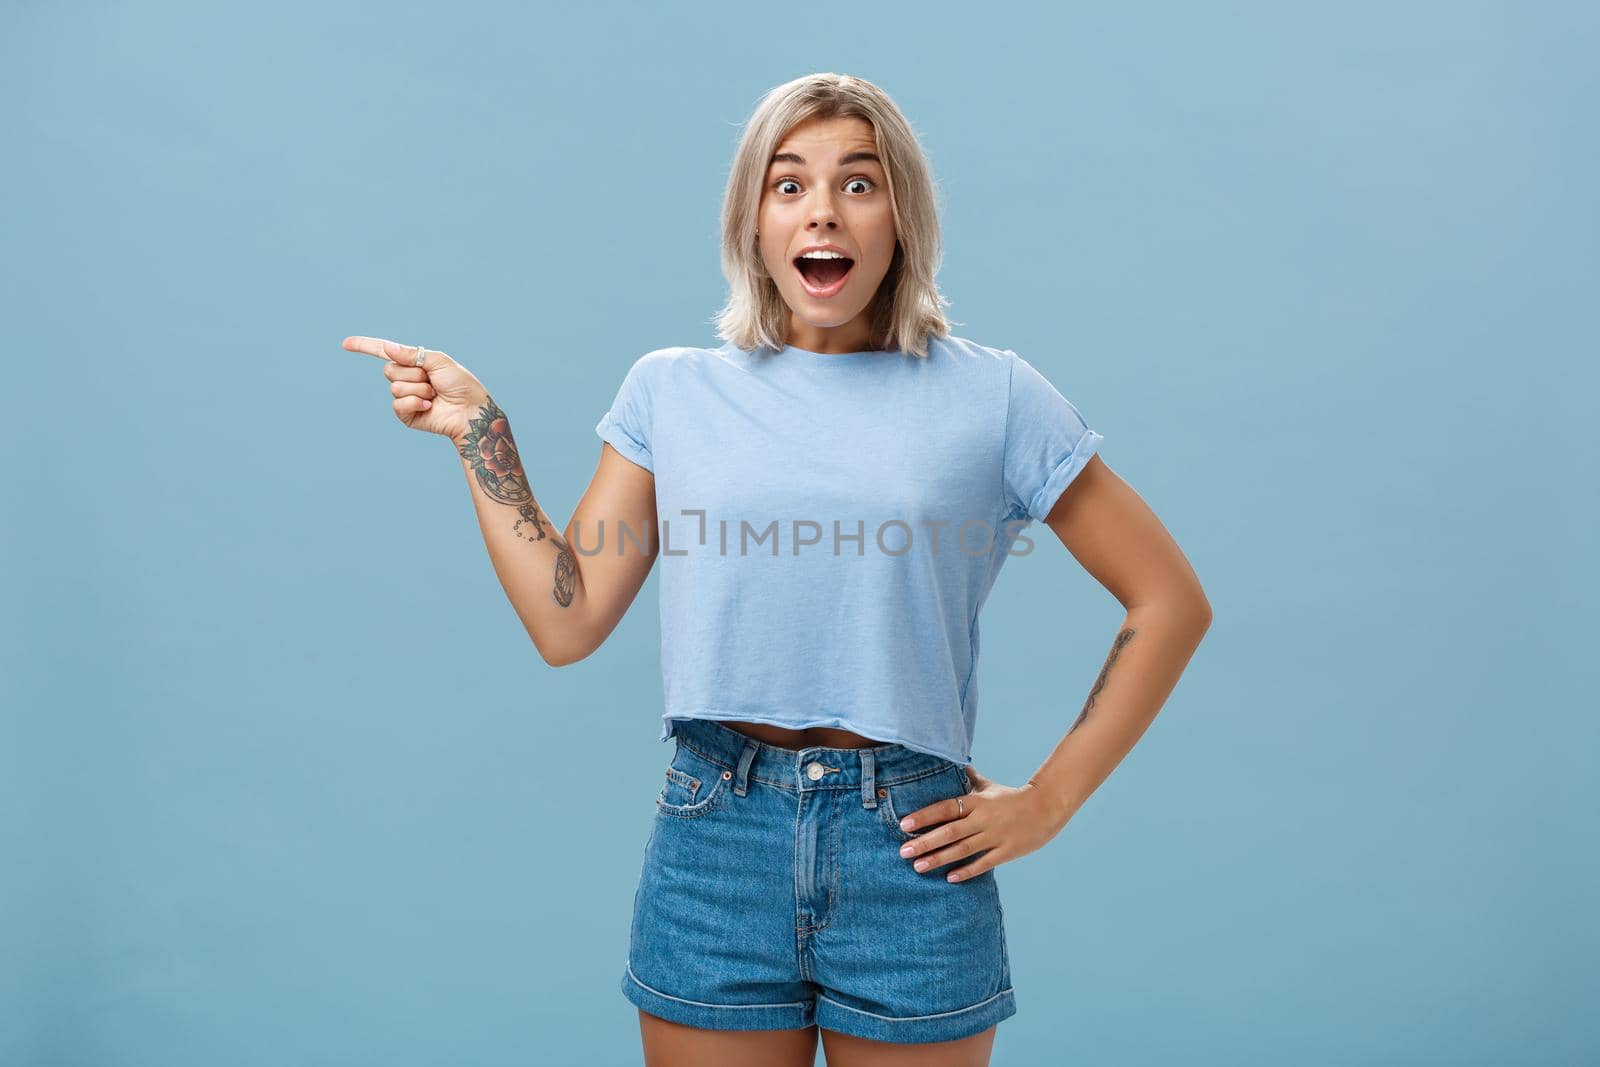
[770,176,877,195]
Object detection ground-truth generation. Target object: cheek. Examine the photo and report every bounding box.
[762,241,790,279]
[756,213,787,261]
[861,236,898,278]
[757,196,786,229]
[856,211,897,259]
[770,256,793,285]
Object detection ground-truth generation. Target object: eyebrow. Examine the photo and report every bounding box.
[768,150,883,169]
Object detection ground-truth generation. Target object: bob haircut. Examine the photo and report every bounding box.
[711,72,954,359]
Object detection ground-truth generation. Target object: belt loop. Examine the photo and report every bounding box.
[860,749,877,809]
[733,738,759,797]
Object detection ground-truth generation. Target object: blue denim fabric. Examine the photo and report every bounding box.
[622,718,1016,1044]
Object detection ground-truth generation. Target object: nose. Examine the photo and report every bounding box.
[806,188,841,230]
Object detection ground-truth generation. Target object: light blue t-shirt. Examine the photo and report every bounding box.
[593,333,1103,766]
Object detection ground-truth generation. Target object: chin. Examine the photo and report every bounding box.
[792,307,865,329]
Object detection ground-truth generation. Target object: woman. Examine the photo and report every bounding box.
[343,73,1211,1067]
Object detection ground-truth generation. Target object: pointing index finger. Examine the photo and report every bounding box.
[342,336,401,361]
[343,335,427,363]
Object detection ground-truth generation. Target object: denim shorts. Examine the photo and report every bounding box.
[620,717,1016,1045]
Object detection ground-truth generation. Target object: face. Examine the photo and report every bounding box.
[756,115,898,353]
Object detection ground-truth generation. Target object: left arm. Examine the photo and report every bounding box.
[1022,452,1212,828]
[896,452,1211,882]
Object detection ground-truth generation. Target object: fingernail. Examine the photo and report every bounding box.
[900,844,913,856]
[900,818,913,830]
[422,400,432,408]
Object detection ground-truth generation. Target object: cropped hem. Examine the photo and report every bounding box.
[1027,429,1103,522]
[594,413,653,472]
[815,986,1017,1044]
[621,962,816,1031]
[660,711,970,767]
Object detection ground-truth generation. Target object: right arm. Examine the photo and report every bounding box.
[342,335,658,667]
[452,397,658,667]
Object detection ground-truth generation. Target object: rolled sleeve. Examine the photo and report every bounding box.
[1002,350,1103,522]
[594,355,657,473]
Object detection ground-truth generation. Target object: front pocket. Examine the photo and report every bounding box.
[880,766,968,842]
[659,766,701,808]
[656,746,733,819]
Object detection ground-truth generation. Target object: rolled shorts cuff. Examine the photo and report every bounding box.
[622,962,816,1032]
[814,986,1017,1045]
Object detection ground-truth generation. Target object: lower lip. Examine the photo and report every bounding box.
[795,261,854,299]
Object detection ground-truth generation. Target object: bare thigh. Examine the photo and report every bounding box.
[820,1024,997,1067]
[638,1010,820,1067]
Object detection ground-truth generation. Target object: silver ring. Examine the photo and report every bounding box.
[414,345,426,368]
[957,797,965,817]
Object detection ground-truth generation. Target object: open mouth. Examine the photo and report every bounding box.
[793,255,855,297]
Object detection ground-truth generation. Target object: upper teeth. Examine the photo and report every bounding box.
[799,250,848,259]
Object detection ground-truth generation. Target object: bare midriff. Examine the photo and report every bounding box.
[716,719,885,751]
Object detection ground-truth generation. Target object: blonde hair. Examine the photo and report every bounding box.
[710,73,955,359]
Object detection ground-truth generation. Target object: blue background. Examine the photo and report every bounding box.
[5,1,1594,1064]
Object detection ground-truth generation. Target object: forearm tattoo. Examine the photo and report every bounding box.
[1068,626,1136,733]
[457,395,578,607]
[552,542,577,607]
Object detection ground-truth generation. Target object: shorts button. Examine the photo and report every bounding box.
[721,770,732,780]
[805,762,825,780]
[877,787,887,797]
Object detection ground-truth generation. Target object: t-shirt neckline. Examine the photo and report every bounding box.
[770,343,902,363]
